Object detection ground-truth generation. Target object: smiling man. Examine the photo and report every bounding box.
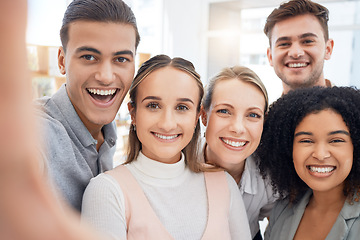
[264,0,334,94]
[35,0,140,212]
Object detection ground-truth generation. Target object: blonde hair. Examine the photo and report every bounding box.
[125,55,204,172]
[202,66,268,113]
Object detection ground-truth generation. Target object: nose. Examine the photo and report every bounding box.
[158,108,177,132]
[312,143,331,160]
[229,116,245,134]
[95,62,115,85]
[288,42,304,59]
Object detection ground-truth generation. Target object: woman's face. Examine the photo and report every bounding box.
[130,66,200,164]
[293,109,353,194]
[202,78,265,170]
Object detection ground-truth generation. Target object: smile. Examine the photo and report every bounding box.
[221,138,246,147]
[307,166,336,173]
[87,88,117,96]
[87,88,118,102]
[153,132,180,140]
[287,62,308,68]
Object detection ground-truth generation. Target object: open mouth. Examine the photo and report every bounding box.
[221,138,246,148]
[307,165,336,173]
[153,132,180,140]
[87,88,118,102]
[287,62,309,68]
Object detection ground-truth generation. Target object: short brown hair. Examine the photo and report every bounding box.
[60,0,140,51]
[264,0,329,46]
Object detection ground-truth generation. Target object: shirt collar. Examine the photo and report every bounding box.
[239,155,259,194]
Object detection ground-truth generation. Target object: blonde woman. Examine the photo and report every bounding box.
[201,66,277,240]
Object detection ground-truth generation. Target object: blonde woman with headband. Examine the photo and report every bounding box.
[81,55,251,240]
[201,66,277,240]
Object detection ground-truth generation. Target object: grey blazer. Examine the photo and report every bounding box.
[265,190,360,240]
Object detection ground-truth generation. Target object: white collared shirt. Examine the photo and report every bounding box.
[240,155,278,238]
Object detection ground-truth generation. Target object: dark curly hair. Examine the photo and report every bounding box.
[256,86,360,203]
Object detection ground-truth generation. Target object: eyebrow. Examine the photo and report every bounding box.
[294,131,312,137]
[214,103,234,109]
[329,130,350,136]
[141,96,160,102]
[294,130,350,137]
[141,96,194,104]
[76,47,101,55]
[76,47,134,57]
[274,32,318,45]
[299,32,318,39]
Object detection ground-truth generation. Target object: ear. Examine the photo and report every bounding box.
[200,106,208,127]
[58,47,66,75]
[127,102,136,124]
[324,39,334,60]
[267,47,274,67]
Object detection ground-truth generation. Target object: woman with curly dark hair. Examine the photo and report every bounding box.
[256,86,360,240]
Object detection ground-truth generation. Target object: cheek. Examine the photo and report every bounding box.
[249,123,263,142]
[117,66,135,85]
[292,147,307,173]
[341,158,353,177]
[183,114,198,133]
[292,155,304,179]
[205,118,225,143]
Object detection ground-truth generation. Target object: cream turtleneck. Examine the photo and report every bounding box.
[82,151,250,240]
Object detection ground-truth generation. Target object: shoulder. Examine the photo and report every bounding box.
[83,173,124,206]
[340,199,360,239]
[34,96,66,132]
[86,173,121,192]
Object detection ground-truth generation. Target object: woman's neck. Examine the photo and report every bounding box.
[204,144,246,184]
[309,185,346,213]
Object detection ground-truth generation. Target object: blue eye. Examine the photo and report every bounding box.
[217,109,229,114]
[249,113,261,118]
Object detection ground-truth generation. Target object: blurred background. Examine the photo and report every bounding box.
[27,0,360,101]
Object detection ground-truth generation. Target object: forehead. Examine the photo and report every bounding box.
[296,109,348,132]
[66,20,136,53]
[271,14,325,41]
[212,78,265,106]
[137,67,200,98]
[213,78,263,96]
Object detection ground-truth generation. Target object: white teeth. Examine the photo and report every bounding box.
[154,133,178,140]
[222,138,246,147]
[288,63,307,68]
[309,166,335,173]
[87,88,116,96]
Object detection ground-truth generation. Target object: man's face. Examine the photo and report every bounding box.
[58,21,136,132]
[267,14,334,94]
